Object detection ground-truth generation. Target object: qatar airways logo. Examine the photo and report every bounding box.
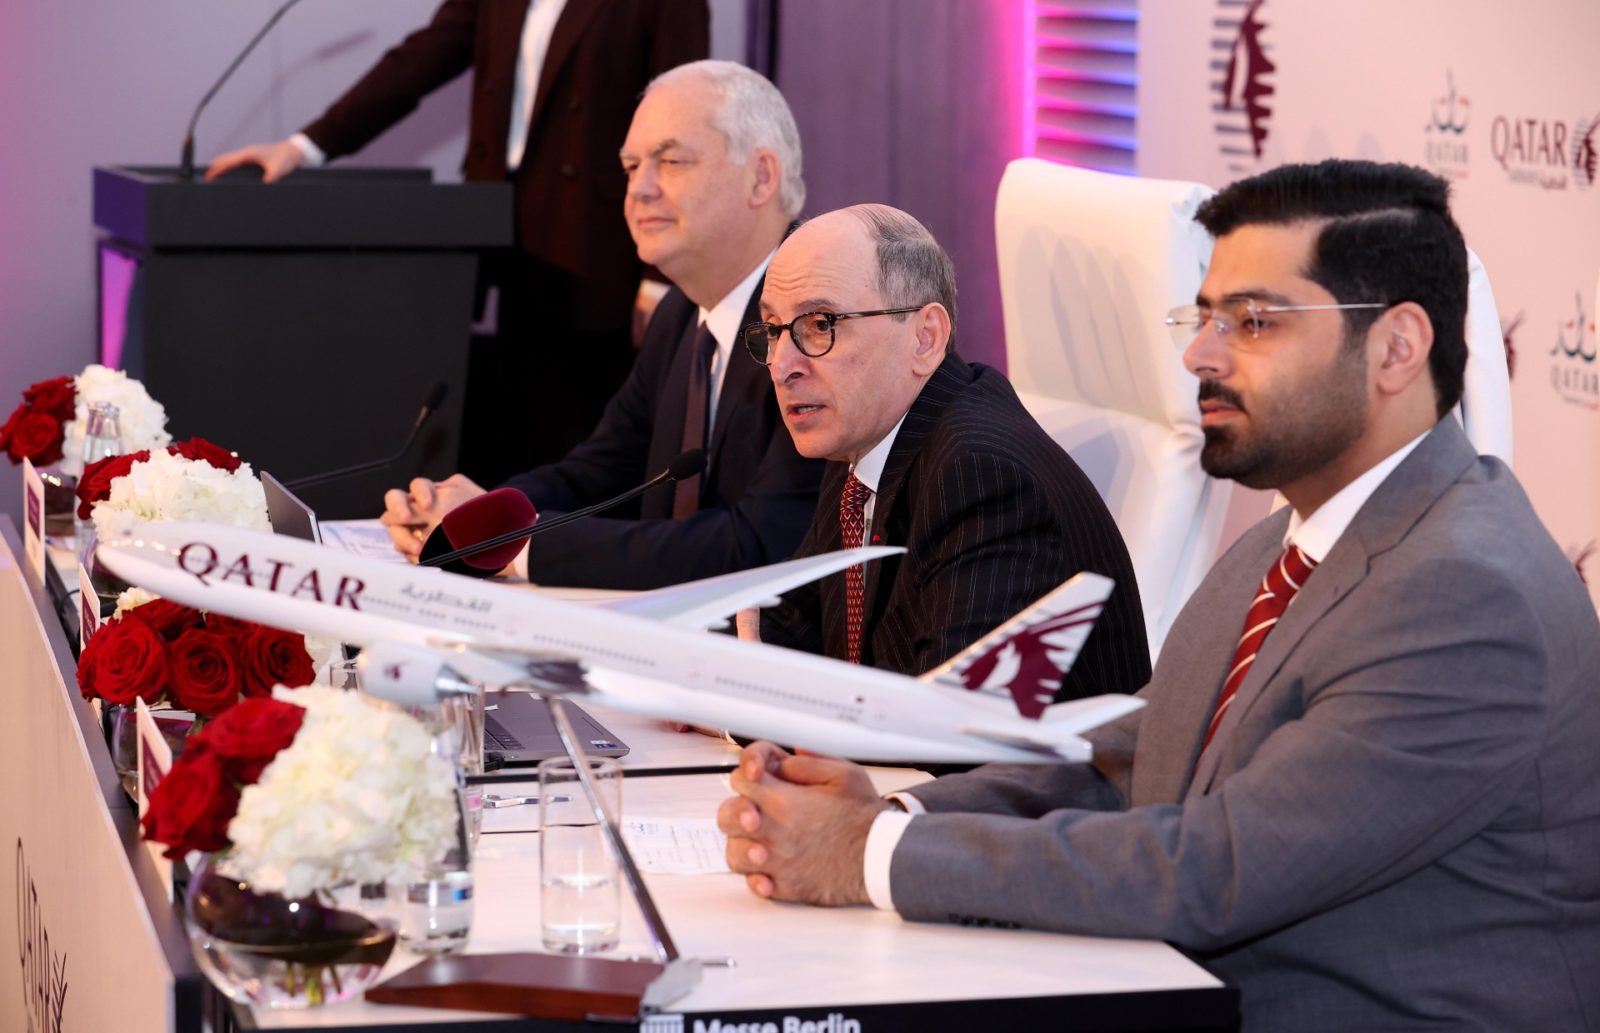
[1213,0,1276,174]
[1422,71,1471,180]
[176,542,365,609]
[1548,289,1598,410]
[1490,108,1600,191]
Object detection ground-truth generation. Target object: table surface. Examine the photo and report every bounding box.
[245,763,1223,1029]
[26,524,1230,1031]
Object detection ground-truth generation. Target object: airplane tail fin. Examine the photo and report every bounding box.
[920,572,1114,719]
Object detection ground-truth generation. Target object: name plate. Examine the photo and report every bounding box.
[79,564,101,653]
[21,458,46,584]
[135,699,176,900]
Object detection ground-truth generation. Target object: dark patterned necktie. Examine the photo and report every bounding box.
[672,322,717,520]
[1196,543,1318,763]
[839,473,872,664]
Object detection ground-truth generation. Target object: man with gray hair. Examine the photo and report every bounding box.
[744,205,1150,698]
[379,60,823,588]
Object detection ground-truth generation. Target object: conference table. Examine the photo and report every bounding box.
[0,518,1237,1031]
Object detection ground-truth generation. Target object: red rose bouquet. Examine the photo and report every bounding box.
[0,365,171,472]
[141,696,307,858]
[142,686,456,889]
[77,597,316,717]
[0,376,76,466]
[72,435,269,544]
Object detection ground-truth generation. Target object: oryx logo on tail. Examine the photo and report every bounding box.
[922,574,1114,719]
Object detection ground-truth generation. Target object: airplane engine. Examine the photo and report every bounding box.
[354,641,477,706]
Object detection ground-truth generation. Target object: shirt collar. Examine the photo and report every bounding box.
[849,413,909,495]
[699,247,777,356]
[1286,430,1430,562]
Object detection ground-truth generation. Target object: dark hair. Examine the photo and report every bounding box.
[846,204,959,354]
[1195,160,1468,418]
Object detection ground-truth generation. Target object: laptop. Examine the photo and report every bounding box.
[262,470,630,763]
[483,693,630,764]
[262,470,322,544]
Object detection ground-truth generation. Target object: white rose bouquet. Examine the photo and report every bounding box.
[225,685,459,898]
[62,364,172,476]
[142,684,459,899]
[75,437,270,543]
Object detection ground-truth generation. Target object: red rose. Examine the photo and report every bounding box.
[169,437,241,473]
[197,697,306,784]
[141,750,240,859]
[235,626,316,698]
[202,614,254,638]
[77,615,169,705]
[4,411,64,465]
[168,629,243,717]
[125,598,205,640]
[76,449,149,519]
[23,377,77,420]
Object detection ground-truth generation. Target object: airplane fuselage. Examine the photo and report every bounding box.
[99,525,1110,763]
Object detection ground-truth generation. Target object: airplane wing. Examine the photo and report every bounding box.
[597,546,905,630]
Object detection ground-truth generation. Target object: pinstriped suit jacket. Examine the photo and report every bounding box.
[889,419,1600,1032]
[760,355,1151,700]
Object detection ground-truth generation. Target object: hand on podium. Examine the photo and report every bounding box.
[205,138,305,183]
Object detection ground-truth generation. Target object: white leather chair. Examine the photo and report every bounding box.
[1459,248,1513,465]
[995,158,1227,657]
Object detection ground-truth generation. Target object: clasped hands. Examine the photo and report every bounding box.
[379,474,485,561]
[717,741,890,907]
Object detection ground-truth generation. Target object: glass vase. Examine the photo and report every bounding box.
[184,852,397,1009]
[107,703,192,799]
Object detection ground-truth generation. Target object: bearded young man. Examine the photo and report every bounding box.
[717,160,1600,1033]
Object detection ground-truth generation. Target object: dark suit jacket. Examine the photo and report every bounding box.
[301,0,708,332]
[499,283,824,589]
[893,419,1600,1031]
[760,355,1151,700]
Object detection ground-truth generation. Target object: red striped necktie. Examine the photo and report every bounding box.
[839,473,872,664]
[1196,543,1319,762]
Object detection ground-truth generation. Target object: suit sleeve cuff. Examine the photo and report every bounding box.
[863,808,915,911]
[289,132,326,167]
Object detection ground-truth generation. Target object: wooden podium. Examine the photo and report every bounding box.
[91,165,512,518]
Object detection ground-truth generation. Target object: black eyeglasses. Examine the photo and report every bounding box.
[742,306,927,365]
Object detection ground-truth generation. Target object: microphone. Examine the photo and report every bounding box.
[285,381,448,490]
[418,488,538,576]
[419,449,707,575]
[179,0,310,180]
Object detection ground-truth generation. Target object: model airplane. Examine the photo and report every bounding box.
[96,522,1144,763]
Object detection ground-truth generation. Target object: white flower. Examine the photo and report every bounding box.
[223,685,459,899]
[112,586,159,619]
[90,447,270,542]
[61,365,171,477]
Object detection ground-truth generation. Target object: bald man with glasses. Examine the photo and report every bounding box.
[740,204,1151,702]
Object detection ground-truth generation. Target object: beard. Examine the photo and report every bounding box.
[1198,340,1369,490]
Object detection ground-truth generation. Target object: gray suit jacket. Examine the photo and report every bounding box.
[891,419,1600,1032]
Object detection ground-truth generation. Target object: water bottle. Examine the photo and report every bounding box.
[77,402,123,570]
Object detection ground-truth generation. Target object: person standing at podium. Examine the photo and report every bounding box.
[206,0,709,485]
[380,60,822,590]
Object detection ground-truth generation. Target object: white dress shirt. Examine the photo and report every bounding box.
[511,250,777,580]
[862,429,1431,912]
